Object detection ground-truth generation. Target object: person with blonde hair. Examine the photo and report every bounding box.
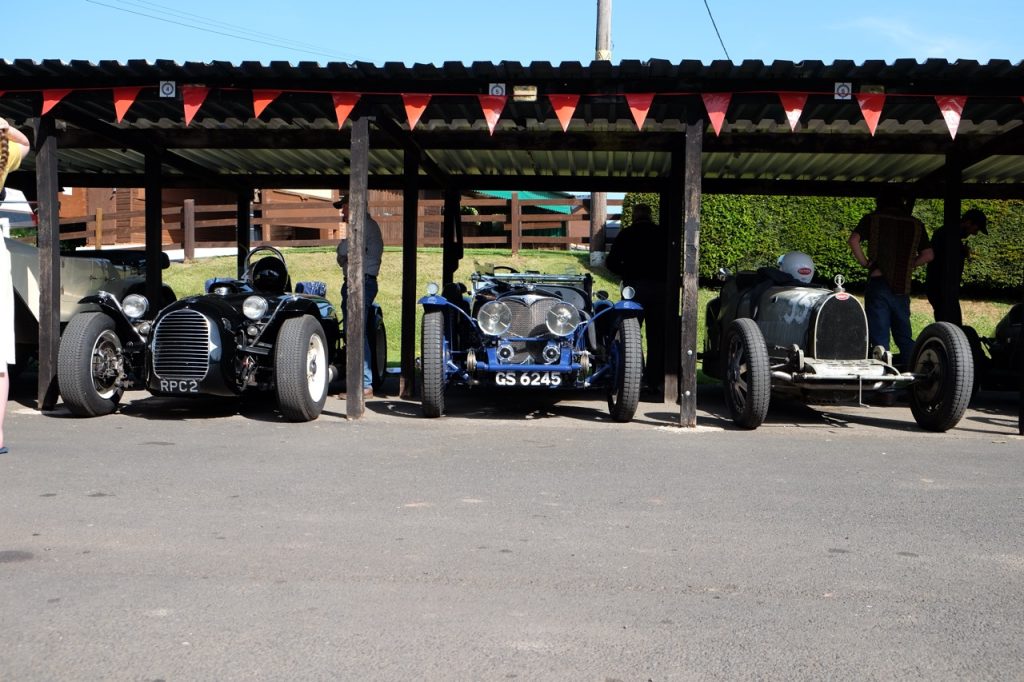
[0,117,31,454]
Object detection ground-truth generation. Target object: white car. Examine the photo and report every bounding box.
[5,235,174,376]
[0,188,36,231]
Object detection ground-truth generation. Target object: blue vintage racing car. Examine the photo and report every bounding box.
[418,267,644,421]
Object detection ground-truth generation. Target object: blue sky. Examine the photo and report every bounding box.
[5,0,1020,65]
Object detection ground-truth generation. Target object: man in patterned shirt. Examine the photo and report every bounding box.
[848,195,933,365]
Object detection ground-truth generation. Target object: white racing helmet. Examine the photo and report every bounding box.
[779,251,815,283]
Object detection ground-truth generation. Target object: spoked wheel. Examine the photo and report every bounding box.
[909,322,973,432]
[721,318,771,429]
[606,316,642,422]
[275,315,329,421]
[57,312,126,417]
[420,309,446,418]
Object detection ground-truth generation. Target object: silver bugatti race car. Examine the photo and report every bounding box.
[703,267,974,431]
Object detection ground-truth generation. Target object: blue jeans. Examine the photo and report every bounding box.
[864,276,914,360]
[341,275,379,389]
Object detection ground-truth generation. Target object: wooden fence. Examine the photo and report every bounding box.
[54,195,622,259]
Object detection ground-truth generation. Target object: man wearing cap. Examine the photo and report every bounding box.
[335,195,384,398]
[926,208,988,326]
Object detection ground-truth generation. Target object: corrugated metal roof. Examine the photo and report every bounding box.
[2,58,1024,196]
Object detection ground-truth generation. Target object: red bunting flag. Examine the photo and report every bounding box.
[113,86,144,123]
[779,92,808,132]
[548,94,579,132]
[41,89,73,115]
[402,94,431,130]
[182,85,210,126]
[701,93,732,136]
[252,90,281,118]
[855,93,886,136]
[625,93,655,130]
[477,95,506,135]
[935,95,967,139]
[331,92,360,129]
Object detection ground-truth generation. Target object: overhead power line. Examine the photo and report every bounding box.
[85,0,357,61]
[702,0,731,61]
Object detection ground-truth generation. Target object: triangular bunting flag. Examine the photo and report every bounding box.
[779,92,808,132]
[402,94,431,130]
[113,86,144,123]
[252,89,281,118]
[548,94,579,132]
[331,92,360,129]
[477,95,506,135]
[701,93,732,136]
[41,89,73,115]
[625,93,655,130]
[935,95,967,139]
[855,93,886,136]
[182,85,210,126]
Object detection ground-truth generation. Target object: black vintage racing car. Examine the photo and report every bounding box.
[703,267,974,431]
[964,303,1022,393]
[56,246,386,422]
[417,266,644,421]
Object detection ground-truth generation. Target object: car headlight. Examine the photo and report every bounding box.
[476,301,512,336]
[243,295,269,320]
[621,285,636,301]
[545,301,580,336]
[425,282,440,296]
[122,293,149,320]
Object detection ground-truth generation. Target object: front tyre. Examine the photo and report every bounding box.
[722,318,771,429]
[420,309,446,418]
[275,315,329,422]
[57,312,126,417]
[607,316,642,422]
[909,322,973,432]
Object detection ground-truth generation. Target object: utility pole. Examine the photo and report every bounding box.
[590,0,611,264]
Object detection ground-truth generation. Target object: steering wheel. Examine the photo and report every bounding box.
[244,245,288,280]
[492,265,519,273]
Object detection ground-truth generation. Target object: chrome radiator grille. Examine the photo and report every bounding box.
[152,309,212,380]
[505,297,559,337]
[502,297,560,363]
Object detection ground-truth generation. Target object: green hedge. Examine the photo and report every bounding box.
[622,193,1024,292]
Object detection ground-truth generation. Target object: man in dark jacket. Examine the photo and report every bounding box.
[606,203,667,391]
[926,208,987,326]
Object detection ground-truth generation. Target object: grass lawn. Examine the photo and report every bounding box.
[163,247,1013,371]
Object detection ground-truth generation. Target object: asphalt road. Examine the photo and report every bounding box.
[1,377,1022,680]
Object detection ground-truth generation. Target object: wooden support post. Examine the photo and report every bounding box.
[183,199,195,263]
[939,155,963,324]
[345,117,370,419]
[144,152,165,308]
[400,146,420,399]
[94,207,104,250]
[442,186,462,285]
[510,192,521,255]
[590,191,607,255]
[661,182,682,404]
[679,122,703,427]
[34,116,61,411]
[236,193,251,277]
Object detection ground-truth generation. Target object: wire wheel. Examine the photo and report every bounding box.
[722,318,771,429]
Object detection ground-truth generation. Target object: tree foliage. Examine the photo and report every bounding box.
[622,193,1024,293]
